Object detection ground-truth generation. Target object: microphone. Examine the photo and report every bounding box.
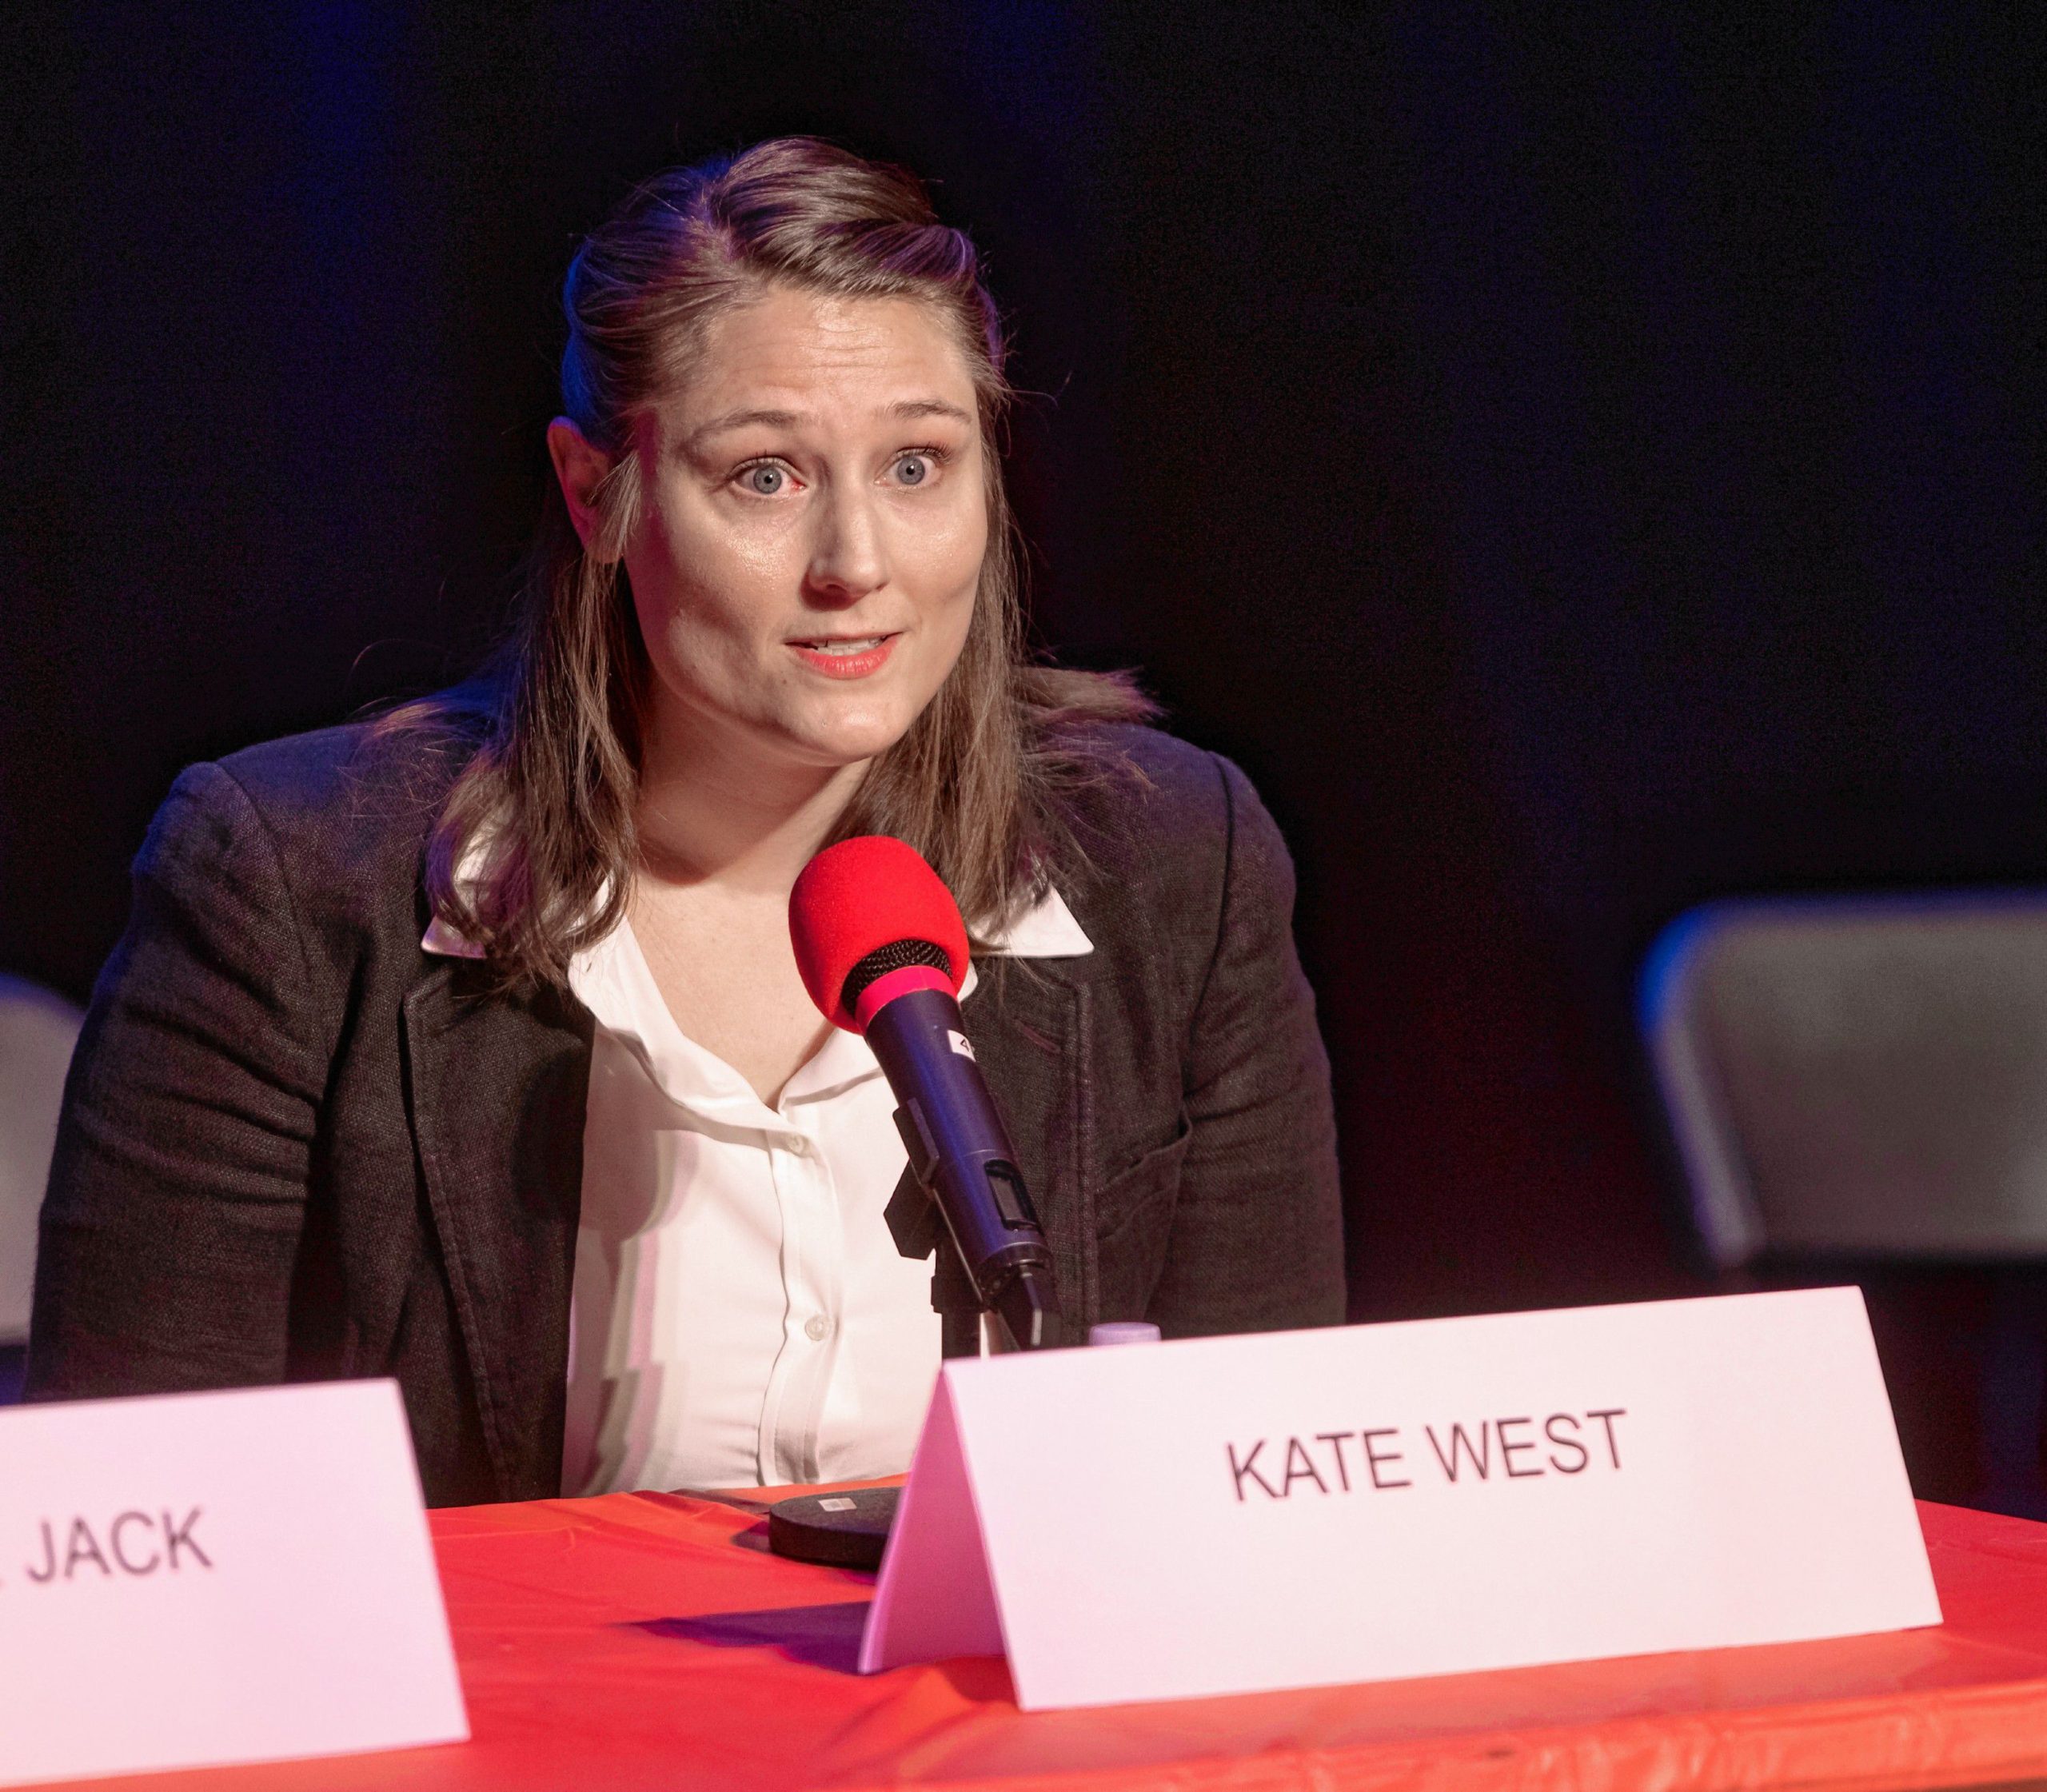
[789,836,1063,1352]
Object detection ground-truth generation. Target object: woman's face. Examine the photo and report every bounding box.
[558,285,988,781]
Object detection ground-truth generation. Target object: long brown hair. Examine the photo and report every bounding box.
[393,138,1151,988]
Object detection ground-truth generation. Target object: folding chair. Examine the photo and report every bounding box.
[1640,892,2047,1515]
[0,976,82,1400]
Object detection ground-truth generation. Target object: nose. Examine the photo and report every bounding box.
[804,481,888,607]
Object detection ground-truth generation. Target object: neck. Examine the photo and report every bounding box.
[632,708,868,896]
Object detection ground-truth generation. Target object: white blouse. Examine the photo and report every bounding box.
[421,884,1092,1495]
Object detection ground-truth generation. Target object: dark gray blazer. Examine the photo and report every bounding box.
[27,720,1344,1505]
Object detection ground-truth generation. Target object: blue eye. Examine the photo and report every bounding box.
[741,464,786,495]
[894,454,932,486]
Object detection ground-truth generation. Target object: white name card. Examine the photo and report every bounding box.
[862,1287,1941,1710]
[0,1380,468,1788]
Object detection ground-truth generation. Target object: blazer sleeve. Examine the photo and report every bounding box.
[26,761,335,1398]
[1147,754,1347,1335]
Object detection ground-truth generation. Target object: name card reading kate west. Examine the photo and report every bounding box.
[861,1288,1940,1710]
[0,1380,467,1790]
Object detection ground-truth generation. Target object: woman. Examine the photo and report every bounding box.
[28,139,1343,1506]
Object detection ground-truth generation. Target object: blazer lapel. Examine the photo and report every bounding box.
[402,961,593,1500]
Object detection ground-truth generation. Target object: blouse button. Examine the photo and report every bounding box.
[804,1314,832,1343]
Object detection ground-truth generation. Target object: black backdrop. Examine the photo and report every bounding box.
[5,3,2044,1501]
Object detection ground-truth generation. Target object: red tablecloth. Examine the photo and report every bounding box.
[53,1495,2047,1792]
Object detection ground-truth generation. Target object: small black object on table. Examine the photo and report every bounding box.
[766,1485,902,1570]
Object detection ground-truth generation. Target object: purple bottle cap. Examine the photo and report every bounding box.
[1087,1321,1163,1346]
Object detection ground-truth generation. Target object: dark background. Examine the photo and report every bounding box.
[4,4,2043,1503]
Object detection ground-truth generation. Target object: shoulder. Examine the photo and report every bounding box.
[141,715,477,940]
[1053,723,1289,889]
[1047,723,1298,972]
[209,716,472,833]
[158,713,474,852]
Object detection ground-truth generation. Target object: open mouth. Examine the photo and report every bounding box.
[788,633,900,678]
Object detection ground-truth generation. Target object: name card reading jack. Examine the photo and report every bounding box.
[861,1287,1940,1710]
[0,1380,467,1789]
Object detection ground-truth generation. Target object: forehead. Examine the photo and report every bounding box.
[663,285,978,431]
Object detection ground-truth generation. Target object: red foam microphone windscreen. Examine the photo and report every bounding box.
[788,836,971,1030]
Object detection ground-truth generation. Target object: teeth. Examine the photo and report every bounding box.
[801,637,884,655]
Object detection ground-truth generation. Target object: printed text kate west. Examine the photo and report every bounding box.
[1227,1411,1626,1501]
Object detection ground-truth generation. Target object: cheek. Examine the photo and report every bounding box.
[627,506,786,660]
[908,496,990,623]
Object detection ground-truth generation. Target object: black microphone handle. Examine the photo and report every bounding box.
[862,984,1063,1349]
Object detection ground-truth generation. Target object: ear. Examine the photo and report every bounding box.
[547,418,615,555]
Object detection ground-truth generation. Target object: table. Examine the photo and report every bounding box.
[51,1494,2047,1791]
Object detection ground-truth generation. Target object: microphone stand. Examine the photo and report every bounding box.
[770,975,1063,1566]
[931,1235,984,1361]
[883,1158,1057,1356]
[887,1161,992,1358]
[765,1165,1023,1568]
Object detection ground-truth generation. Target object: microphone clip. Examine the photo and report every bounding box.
[882,1114,1062,1356]
[884,1158,944,1262]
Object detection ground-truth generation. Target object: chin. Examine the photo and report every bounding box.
[784,709,920,768]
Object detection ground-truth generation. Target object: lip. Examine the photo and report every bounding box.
[787,633,900,680]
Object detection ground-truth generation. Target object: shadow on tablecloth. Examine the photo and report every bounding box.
[633,1602,868,1674]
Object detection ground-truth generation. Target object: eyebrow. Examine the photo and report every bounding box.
[680,407,802,455]
[680,397,974,456]
[886,398,975,426]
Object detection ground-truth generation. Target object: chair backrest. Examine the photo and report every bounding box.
[1641,892,2047,1269]
[0,977,83,1343]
